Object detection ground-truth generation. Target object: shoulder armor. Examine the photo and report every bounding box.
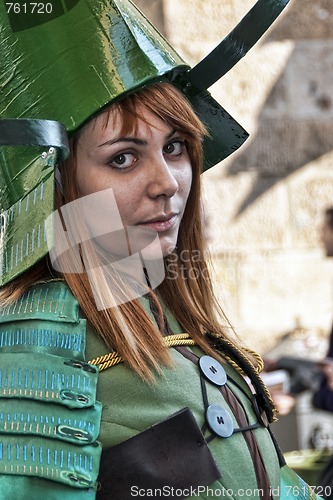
[0,281,102,498]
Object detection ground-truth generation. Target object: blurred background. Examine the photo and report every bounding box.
[134,0,333,483]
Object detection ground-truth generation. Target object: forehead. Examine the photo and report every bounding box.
[80,104,170,142]
[85,105,127,134]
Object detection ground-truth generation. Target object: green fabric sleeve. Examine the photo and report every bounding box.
[0,282,102,499]
[279,465,324,499]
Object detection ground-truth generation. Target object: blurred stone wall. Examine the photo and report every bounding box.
[134,0,333,354]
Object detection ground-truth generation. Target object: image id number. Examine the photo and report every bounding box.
[6,3,53,14]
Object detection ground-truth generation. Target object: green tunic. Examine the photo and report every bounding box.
[85,301,281,499]
[0,281,321,499]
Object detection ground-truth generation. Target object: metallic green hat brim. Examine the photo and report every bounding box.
[0,0,247,179]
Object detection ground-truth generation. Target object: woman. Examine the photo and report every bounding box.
[70,83,283,498]
[0,82,320,500]
[0,0,321,498]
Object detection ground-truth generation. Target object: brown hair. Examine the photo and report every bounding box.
[1,83,249,380]
[325,207,333,230]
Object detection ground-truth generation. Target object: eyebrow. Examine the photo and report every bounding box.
[98,129,177,148]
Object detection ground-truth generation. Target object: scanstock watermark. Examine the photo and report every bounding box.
[130,484,331,497]
[45,188,165,310]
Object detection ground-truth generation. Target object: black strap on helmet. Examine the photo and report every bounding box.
[0,119,69,160]
[187,0,290,92]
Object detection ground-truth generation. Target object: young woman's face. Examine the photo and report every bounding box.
[75,105,192,258]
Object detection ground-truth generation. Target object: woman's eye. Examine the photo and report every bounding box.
[109,152,137,169]
[163,140,185,156]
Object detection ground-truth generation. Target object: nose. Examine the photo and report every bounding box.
[147,154,179,199]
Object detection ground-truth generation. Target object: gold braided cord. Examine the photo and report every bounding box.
[210,334,278,422]
[243,347,265,374]
[88,332,276,421]
[162,334,196,348]
[88,333,263,376]
[225,352,277,422]
[94,356,124,372]
[88,333,196,372]
[222,355,246,375]
[240,348,275,416]
[89,351,123,368]
[216,338,264,375]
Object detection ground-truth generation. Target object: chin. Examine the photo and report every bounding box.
[159,235,178,258]
[141,239,175,261]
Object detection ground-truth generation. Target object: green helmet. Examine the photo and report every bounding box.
[0,0,290,285]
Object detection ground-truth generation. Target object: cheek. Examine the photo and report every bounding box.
[76,166,124,199]
[76,166,108,197]
[77,176,97,197]
[178,164,193,201]
[109,180,144,222]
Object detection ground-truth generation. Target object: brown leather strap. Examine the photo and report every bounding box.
[175,346,272,499]
[220,384,272,499]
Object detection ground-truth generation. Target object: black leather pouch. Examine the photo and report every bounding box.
[97,407,221,499]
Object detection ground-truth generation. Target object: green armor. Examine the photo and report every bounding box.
[0,281,102,498]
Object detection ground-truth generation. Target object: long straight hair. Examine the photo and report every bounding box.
[1,83,252,380]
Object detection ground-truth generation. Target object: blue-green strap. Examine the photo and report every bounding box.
[0,435,100,489]
[0,119,69,161]
[0,398,101,445]
[0,318,86,359]
[0,282,80,324]
[0,353,98,409]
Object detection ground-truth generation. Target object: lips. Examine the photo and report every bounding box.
[138,213,178,232]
